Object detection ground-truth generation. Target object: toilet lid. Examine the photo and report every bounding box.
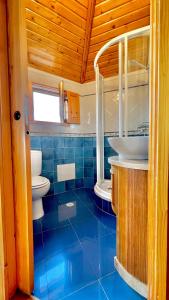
[32,176,49,188]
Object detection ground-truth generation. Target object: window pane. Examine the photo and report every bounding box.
[33,91,61,123]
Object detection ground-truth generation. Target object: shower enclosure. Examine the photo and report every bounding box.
[94,26,150,201]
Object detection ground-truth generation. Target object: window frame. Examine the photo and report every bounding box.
[29,82,65,126]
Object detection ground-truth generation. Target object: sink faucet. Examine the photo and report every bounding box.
[137,122,149,134]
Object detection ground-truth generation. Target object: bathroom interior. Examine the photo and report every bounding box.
[28,1,150,297]
[1,0,169,300]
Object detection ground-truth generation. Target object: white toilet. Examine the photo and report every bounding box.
[31,150,50,220]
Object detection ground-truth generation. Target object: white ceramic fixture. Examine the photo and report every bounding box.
[31,150,50,220]
[108,136,148,160]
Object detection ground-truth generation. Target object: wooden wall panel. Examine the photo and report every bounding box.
[25,0,150,82]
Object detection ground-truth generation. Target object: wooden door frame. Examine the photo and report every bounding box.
[7,0,34,295]
[148,0,169,299]
[0,0,17,298]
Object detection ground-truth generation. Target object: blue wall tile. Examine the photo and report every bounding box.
[75,147,83,158]
[54,137,64,148]
[54,182,65,194]
[84,167,94,178]
[84,158,93,168]
[76,167,84,179]
[84,177,94,188]
[105,168,111,180]
[75,157,84,168]
[42,148,54,160]
[65,179,75,191]
[84,137,93,147]
[31,136,41,149]
[41,136,54,149]
[64,148,75,160]
[30,135,116,195]
[75,178,84,188]
[54,148,65,160]
[84,147,94,158]
[42,160,54,172]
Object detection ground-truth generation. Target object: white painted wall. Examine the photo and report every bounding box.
[28,67,149,135]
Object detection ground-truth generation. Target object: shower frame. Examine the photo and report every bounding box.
[94,25,150,201]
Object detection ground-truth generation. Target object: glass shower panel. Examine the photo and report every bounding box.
[125,33,150,134]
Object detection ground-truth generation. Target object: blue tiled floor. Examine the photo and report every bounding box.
[33,188,146,300]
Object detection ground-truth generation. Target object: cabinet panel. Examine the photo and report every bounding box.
[117,167,148,283]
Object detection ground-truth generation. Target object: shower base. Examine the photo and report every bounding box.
[94,179,112,202]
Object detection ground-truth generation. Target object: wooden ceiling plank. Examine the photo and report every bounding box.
[95,0,132,16]
[29,53,81,76]
[28,49,81,73]
[86,63,119,75]
[26,20,83,54]
[33,0,86,29]
[76,0,88,8]
[89,16,150,53]
[87,57,118,71]
[25,1,85,38]
[54,0,88,19]
[92,5,150,37]
[93,0,150,27]
[27,30,83,60]
[27,31,82,68]
[27,39,82,67]
[96,0,106,5]
[27,38,82,66]
[26,9,84,46]
[80,0,96,83]
[88,43,118,61]
[29,61,81,82]
[91,9,150,44]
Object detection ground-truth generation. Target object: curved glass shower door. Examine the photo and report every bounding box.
[94,26,150,202]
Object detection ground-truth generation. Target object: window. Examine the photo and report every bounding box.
[29,83,80,127]
[32,85,63,123]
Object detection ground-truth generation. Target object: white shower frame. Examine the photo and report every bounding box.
[94,25,150,201]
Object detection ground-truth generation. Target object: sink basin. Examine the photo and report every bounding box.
[108,136,148,160]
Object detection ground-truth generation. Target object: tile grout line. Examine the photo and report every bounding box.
[60,280,99,300]
[99,279,110,300]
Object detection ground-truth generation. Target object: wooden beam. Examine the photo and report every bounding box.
[148,0,169,299]
[80,0,96,83]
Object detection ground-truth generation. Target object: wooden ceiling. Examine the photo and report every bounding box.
[25,0,150,83]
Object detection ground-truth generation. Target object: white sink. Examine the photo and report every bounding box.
[108,136,148,160]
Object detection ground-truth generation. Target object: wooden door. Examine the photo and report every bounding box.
[148,0,169,299]
[7,0,34,295]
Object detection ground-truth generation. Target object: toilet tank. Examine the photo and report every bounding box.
[31,150,42,176]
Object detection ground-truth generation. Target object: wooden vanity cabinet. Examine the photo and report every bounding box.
[111,165,148,285]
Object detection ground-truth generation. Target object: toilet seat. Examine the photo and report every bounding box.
[32,176,50,189]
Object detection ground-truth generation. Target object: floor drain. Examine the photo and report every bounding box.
[66,202,75,207]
